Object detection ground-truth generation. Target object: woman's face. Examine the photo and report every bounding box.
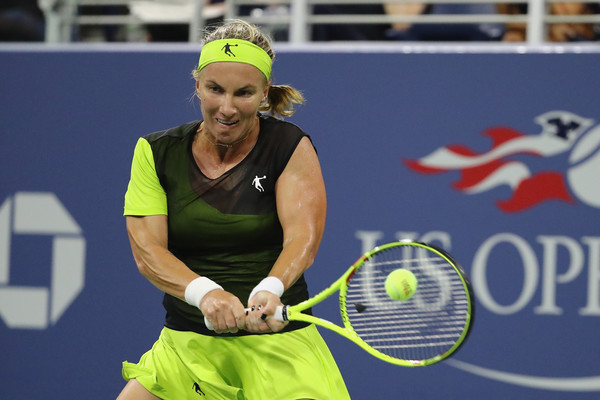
[197,62,268,145]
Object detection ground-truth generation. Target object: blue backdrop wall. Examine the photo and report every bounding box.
[1,44,600,399]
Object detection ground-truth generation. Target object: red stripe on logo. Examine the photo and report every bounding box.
[497,172,575,212]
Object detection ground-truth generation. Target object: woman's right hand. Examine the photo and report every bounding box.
[200,290,247,333]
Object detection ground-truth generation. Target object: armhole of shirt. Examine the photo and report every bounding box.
[264,117,310,180]
[123,137,168,216]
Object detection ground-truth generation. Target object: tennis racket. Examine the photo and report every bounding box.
[206,240,474,367]
[274,240,474,367]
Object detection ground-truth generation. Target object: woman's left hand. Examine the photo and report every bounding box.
[245,291,288,333]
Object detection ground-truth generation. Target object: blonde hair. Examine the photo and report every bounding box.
[193,19,304,118]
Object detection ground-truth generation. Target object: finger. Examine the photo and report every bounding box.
[235,311,247,330]
[264,311,288,333]
[244,310,270,333]
[216,317,238,333]
[265,318,286,333]
[246,308,265,326]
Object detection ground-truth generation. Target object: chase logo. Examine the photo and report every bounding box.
[405,111,600,213]
[0,192,85,329]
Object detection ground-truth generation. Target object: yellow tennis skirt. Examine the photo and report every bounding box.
[122,325,350,400]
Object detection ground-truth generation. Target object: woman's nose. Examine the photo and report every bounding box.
[219,94,236,116]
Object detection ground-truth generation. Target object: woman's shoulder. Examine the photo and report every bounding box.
[259,114,307,141]
[257,114,313,165]
[143,120,200,144]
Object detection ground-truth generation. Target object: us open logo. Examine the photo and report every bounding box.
[356,230,600,392]
[0,192,85,329]
[405,111,600,213]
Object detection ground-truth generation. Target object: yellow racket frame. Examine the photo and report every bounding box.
[278,241,473,367]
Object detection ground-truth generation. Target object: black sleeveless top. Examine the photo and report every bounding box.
[143,114,311,335]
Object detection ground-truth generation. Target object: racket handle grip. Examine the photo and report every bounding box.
[274,305,289,322]
[205,305,289,330]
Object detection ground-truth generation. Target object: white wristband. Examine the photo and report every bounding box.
[184,277,223,310]
[248,276,284,303]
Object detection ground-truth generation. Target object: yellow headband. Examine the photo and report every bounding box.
[197,39,272,80]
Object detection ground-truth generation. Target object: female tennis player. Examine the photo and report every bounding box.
[117,19,350,400]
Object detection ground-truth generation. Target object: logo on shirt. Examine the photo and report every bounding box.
[252,175,267,192]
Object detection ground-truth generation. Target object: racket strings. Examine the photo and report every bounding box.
[344,245,470,363]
